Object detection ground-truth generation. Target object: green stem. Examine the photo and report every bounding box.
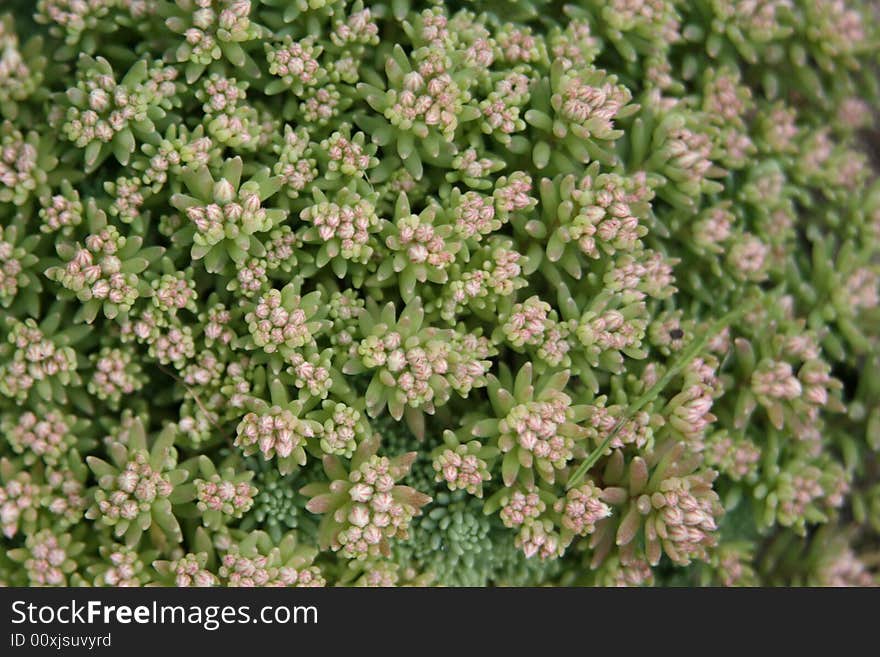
[566,294,764,490]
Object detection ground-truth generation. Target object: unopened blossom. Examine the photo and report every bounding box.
[320,129,376,178]
[601,0,681,44]
[44,468,87,529]
[301,190,379,263]
[752,360,802,400]
[379,53,470,140]
[36,0,114,44]
[202,303,236,347]
[702,68,752,125]
[603,250,677,301]
[694,204,734,250]
[799,130,834,178]
[60,57,177,170]
[798,360,842,408]
[664,123,718,185]
[536,322,572,368]
[219,547,324,587]
[273,125,317,197]
[0,18,39,107]
[493,171,536,217]
[245,287,320,353]
[3,410,75,466]
[288,351,333,399]
[0,470,41,538]
[339,459,419,556]
[166,0,261,72]
[499,490,545,528]
[46,223,142,316]
[233,258,268,298]
[0,318,78,402]
[705,433,760,481]
[666,384,717,447]
[727,234,770,281]
[648,311,689,354]
[555,482,611,538]
[643,472,722,565]
[181,350,225,388]
[304,446,431,560]
[172,159,285,261]
[140,125,215,189]
[95,546,146,586]
[357,331,445,409]
[152,272,197,314]
[600,558,655,588]
[516,518,564,560]
[0,0,877,590]
[710,0,792,43]
[217,550,272,586]
[92,453,174,524]
[439,238,527,322]
[204,103,261,149]
[316,403,365,458]
[771,463,827,531]
[842,267,879,311]
[235,406,319,466]
[480,94,524,139]
[358,562,400,587]
[266,37,323,92]
[495,23,545,63]
[836,97,872,130]
[148,323,196,368]
[432,446,491,497]
[782,332,821,361]
[550,19,599,68]
[325,289,364,347]
[819,549,876,587]
[757,102,798,152]
[107,176,145,224]
[503,297,553,348]
[331,6,380,47]
[15,529,80,586]
[0,227,27,306]
[388,205,457,272]
[445,331,494,397]
[164,553,218,587]
[452,148,499,182]
[805,0,867,59]
[300,85,341,125]
[501,395,575,468]
[583,399,654,450]
[195,476,256,518]
[39,187,83,234]
[712,545,757,587]
[0,122,44,205]
[263,226,300,272]
[554,70,631,136]
[577,306,647,359]
[451,190,500,240]
[555,169,651,259]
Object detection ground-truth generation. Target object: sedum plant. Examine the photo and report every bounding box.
[0,0,879,588]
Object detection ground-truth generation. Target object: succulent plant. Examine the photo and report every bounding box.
[0,0,878,588]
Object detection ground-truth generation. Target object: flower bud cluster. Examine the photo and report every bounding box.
[235,405,318,468]
[341,454,426,559]
[45,222,143,318]
[2,410,76,466]
[0,122,43,205]
[195,475,256,519]
[0,319,78,402]
[1,0,878,589]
